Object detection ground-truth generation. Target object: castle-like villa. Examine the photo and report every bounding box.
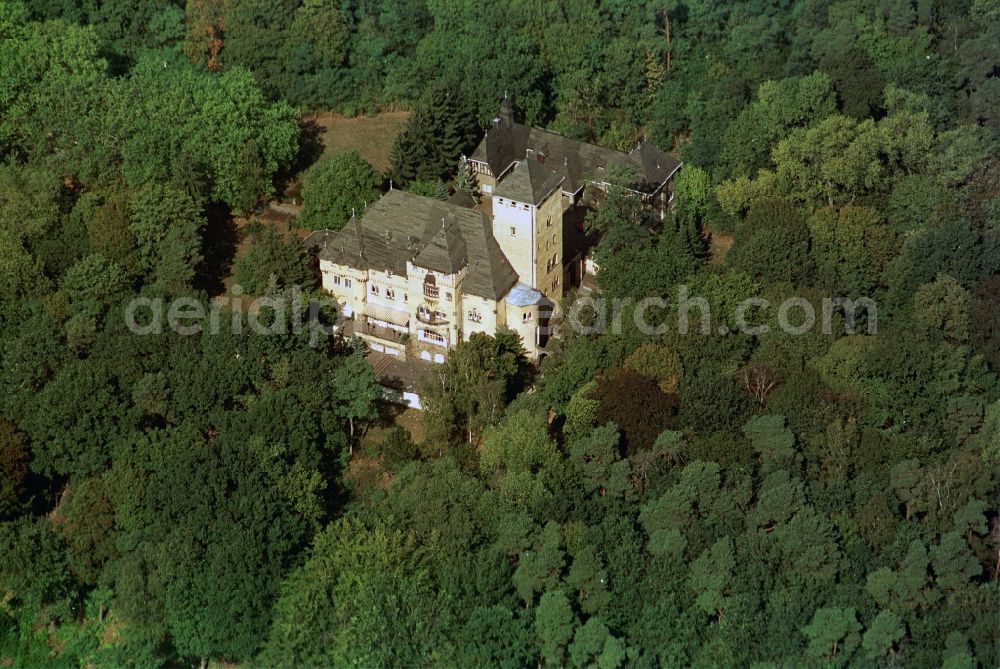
[305,99,681,363]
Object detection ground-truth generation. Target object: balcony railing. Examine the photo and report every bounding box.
[417,329,448,347]
[423,285,439,299]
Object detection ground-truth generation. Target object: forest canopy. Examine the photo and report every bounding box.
[1,0,998,668]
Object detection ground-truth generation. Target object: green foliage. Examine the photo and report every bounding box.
[480,410,558,507]
[534,589,576,666]
[590,368,679,454]
[914,274,971,343]
[801,607,862,666]
[261,517,445,668]
[3,1,1000,667]
[721,72,837,178]
[390,85,479,185]
[299,151,383,231]
[420,331,530,446]
[232,227,315,294]
[808,205,896,295]
[727,199,814,286]
[0,7,297,211]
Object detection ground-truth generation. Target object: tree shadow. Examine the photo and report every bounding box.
[194,202,239,296]
[274,119,326,199]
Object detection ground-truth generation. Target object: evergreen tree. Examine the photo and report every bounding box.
[390,85,479,185]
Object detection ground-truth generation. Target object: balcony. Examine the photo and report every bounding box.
[417,328,448,348]
[423,285,439,299]
[416,307,449,325]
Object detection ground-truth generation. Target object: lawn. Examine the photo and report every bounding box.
[305,110,410,173]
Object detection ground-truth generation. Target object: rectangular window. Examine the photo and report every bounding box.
[510,227,517,237]
[403,293,408,303]
[468,309,482,323]
[386,289,395,300]
[333,275,341,285]
[371,285,380,295]
[344,279,352,288]
[445,291,453,301]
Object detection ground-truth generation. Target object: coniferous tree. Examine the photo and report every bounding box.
[390,85,479,185]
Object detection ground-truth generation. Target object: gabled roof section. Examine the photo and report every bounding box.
[311,215,367,269]
[469,106,529,179]
[446,189,477,209]
[315,189,518,301]
[495,156,564,206]
[413,219,467,275]
[470,103,682,197]
[628,141,682,191]
[461,216,519,300]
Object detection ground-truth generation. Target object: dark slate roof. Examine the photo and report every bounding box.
[494,156,565,206]
[302,229,338,255]
[471,112,530,180]
[446,189,478,209]
[413,221,467,275]
[315,190,518,300]
[470,110,682,196]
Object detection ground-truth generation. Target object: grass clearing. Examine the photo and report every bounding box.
[305,110,410,173]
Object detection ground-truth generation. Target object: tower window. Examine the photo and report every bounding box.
[510,227,517,237]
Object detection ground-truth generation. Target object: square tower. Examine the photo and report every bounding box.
[491,157,565,300]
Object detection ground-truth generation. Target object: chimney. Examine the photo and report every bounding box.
[499,94,513,128]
